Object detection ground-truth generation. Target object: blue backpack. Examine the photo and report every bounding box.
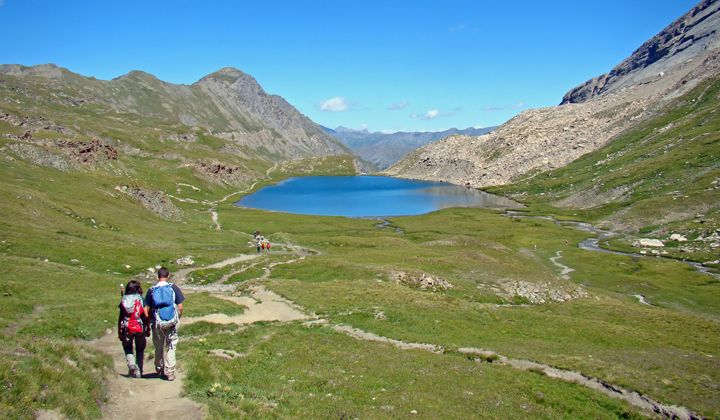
[152,284,178,328]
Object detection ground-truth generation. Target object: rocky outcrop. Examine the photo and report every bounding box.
[55,139,118,163]
[386,1,720,189]
[115,185,183,221]
[562,0,720,104]
[499,279,587,304]
[191,160,252,185]
[0,110,74,135]
[392,271,454,291]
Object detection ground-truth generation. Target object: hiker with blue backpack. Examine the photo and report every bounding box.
[144,267,185,381]
[118,280,150,378]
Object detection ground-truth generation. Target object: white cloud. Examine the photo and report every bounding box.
[387,100,409,110]
[412,110,440,120]
[425,109,439,119]
[410,109,443,120]
[320,96,348,112]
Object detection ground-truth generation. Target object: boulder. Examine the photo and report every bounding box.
[669,233,687,242]
[175,255,195,266]
[633,238,665,247]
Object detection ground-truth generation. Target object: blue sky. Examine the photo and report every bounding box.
[0,0,699,132]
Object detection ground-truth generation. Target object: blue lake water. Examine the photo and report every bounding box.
[236,176,520,217]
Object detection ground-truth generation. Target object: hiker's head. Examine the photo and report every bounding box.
[157,267,170,280]
[125,280,143,295]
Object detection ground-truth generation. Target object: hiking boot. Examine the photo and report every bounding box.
[128,365,138,378]
[133,369,142,379]
[166,372,175,381]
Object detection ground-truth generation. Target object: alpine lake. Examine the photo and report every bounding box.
[236,175,520,217]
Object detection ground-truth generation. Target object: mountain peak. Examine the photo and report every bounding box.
[114,70,160,81]
[196,67,257,85]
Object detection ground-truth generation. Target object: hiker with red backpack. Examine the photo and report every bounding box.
[118,280,150,378]
[144,267,185,381]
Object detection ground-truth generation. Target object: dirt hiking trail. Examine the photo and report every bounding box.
[92,242,700,419]
[91,331,204,420]
[91,247,313,419]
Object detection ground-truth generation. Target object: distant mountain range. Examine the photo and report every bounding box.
[324,126,495,170]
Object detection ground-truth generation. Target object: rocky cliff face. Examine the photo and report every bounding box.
[386,0,720,188]
[0,64,348,161]
[194,68,346,158]
[562,0,720,104]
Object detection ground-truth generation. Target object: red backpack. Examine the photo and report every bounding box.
[121,294,145,334]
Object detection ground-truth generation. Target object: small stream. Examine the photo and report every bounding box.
[505,211,717,277]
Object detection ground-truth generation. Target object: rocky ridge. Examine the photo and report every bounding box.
[562,0,720,104]
[0,64,348,161]
[385,1,720,189]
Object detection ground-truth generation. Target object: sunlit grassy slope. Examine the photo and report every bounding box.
[1,73,719,418]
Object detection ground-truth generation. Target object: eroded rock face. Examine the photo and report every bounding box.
[192,160,251,185]
[56,139,118,163]
[115,185,183,221]
[392,271,454,291]
[385,96,650,188]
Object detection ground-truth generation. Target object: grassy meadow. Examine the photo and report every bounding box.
[0,71,719,418]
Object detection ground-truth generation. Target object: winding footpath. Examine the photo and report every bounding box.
[93,239,702,419]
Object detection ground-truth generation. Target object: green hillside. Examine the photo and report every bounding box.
[491,76,720,265]
[1,70,719,418]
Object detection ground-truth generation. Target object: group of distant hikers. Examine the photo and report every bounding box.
[253,230,271,254]
[117,267,185,381]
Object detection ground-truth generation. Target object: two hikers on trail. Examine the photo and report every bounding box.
[117,267,185,381]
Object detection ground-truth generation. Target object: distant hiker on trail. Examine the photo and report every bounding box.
[264,239,271,254]
[257,237,262,254]
[118,280,149,378]
[144,267,185,381]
